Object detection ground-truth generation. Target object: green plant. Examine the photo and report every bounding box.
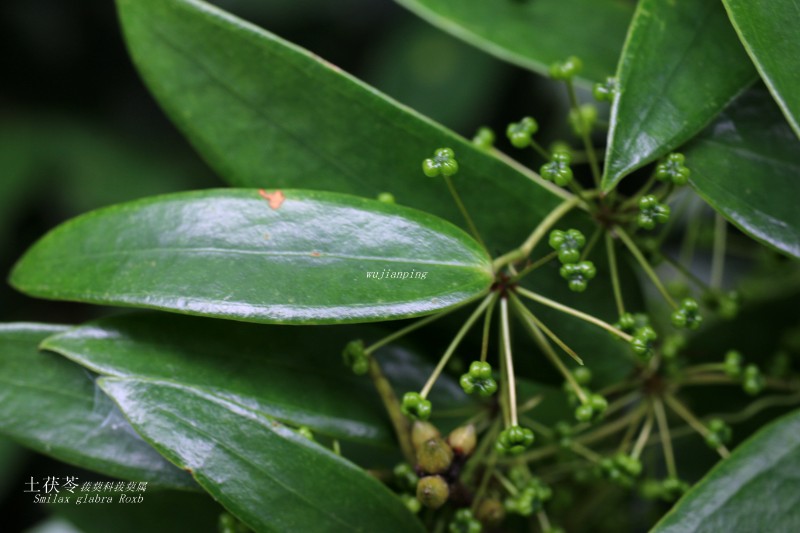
[2,0,800,531]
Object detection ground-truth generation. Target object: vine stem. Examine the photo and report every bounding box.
[581,226,602,261]
[661,253,710,291]
[443,175,488,254]
[492,194,589,272]
[367,356,415,464]
[653,397,677,477]
[530,139,551,160]
[566,80,602,188]
[500,297,518,426]
[510,295,587,403]
[664,394,730,458]
[615,226,677,309]
[515,286,633,341]
[710,212,727,289]
[420,294,494,398]
[605,231,625,317]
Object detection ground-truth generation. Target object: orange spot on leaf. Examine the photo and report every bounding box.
[258,189,286,209]
[310,251,321,257]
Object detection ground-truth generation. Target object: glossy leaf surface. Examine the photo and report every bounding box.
[0,323,193,489]
[116,0,570,255]
[652,408,800,533]
[722,0,800,139]
[100,378,424,533]
[394,0,633,84]
[43,313,395,447]
[11,189,493,324]
[686,88,800,258]
[603,0,756,190]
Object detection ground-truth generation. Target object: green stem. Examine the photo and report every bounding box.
[510,251,558,282]
[365,311,449,355]
[512,295,583,365]
[479,293,499,362]
[511,295,587,403]
[620,173,657,211]
[500,297,519,426]
[605,231,625,317]
[711,212,727,289]
[664,394,730,458]
[516,287,633,341]
[571,441,602,463]
[581,226,602,261]
[615,226,677,309]
[661,253,710,291]
[494,471,519,495]
[420,295,494,398]
[492,195,588,272]
[537,511,552,533]
[618,404,648,453]
[630,406,654,460]
[443,174,488,253]
[530,139,551,160]
[368,356,415,464]
[679,198,703,266]
[653,397,677,477]
[566,80,602,187]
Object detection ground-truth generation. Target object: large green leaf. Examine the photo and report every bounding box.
[685,87,800,258]
[11,189,493,324]
[42,313,395,447]
[99,378,424,533]
[393,0,633,84]
[603,0,756,191]
[651,408,800,533]
[722,0,800,139]
[0,323,193,489]
[115,0,569,255]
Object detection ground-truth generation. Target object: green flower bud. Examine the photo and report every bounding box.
[417,475,449,509]
[671,298,703,330]
[393,463,419,492]
[637,195,671,230]
[548,228,586,264]
[742,364,765,396]
[376,192,395,204]
[573,366,592,385]
[448,508,482,533]
[342,339,369,375]
[614,312,651,336]
[472,126,495,150]
[630,326,658,361]
[459,361,498,397]
[402,392,432,420]
[705,418,732,450]
[296,426,314,441]
[506,117,539,149]
[422,147,459,177]
[540,151,574,187]
[724,350,743,378]
[559,261,597,292]
[660,477,690,501]
[655,153,691,186]
[400,493,422,514]
[568,104,598,136]
[496,425,535,455]
[592,76,618,102]
[549,56,583,80]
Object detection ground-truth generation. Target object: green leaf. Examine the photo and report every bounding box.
[651,408,800,533]
[722,0,800,139]
[685,87,800,258]
[603,0,756,191]
[0,323,194,489]
[42,313,396,447]
[11,189,493,324]
[115,0,569,255]
[393,0,633,84]
[55,491,223,533]
[99,378,424,533]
